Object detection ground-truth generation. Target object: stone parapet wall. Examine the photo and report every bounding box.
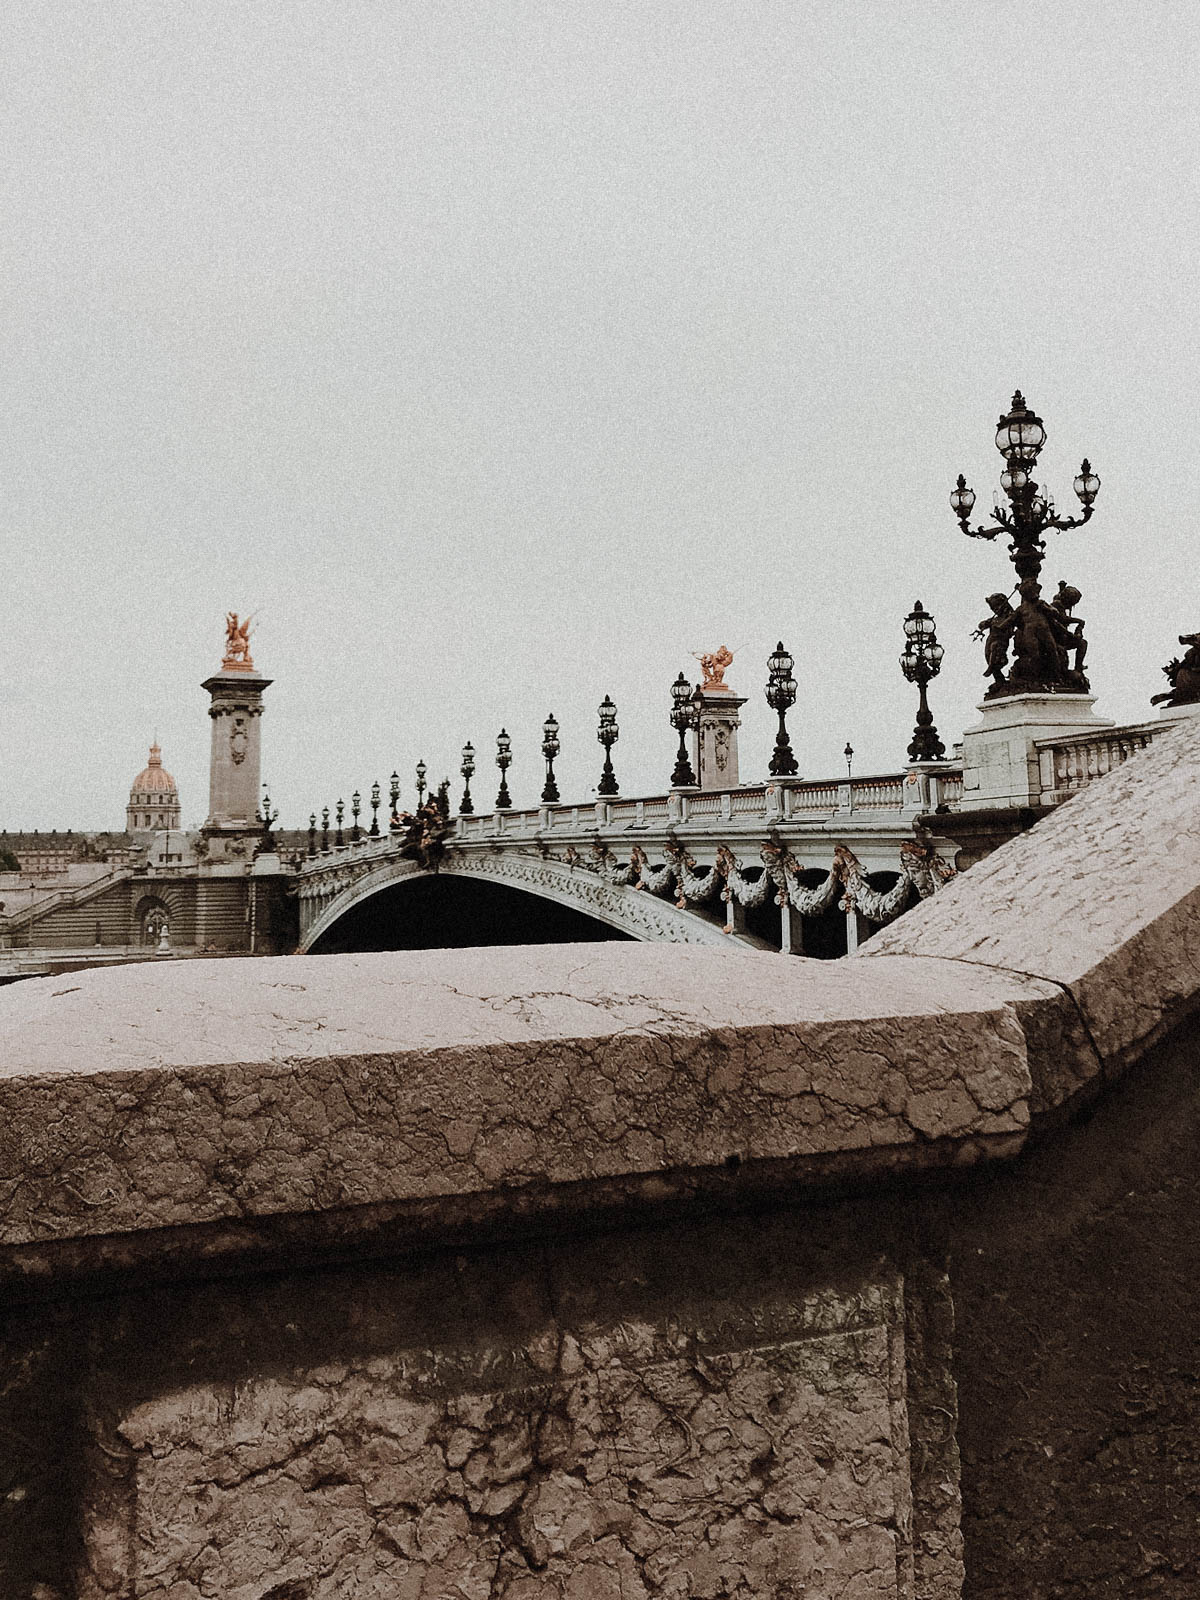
[0,716,1198,1595]
[0,943,1075,1258]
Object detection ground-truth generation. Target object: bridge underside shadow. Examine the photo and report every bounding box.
[308,873,635,955]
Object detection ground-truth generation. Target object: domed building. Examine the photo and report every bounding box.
[126,742,181,832]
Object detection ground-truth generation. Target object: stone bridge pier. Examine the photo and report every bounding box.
[0,720,1198,1596]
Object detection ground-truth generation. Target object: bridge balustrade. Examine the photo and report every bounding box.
[1036,722,1167,806]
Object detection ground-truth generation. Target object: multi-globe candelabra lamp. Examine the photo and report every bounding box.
[597,695,620,797]
[899,601,945,762]
[541,715,560,804]
[668,672,700,789]
[494,729,513,811]
[950,392,1099,584]
[765,642,799,777]
[459,743,475,814]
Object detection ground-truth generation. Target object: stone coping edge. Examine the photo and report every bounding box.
[0,943,1106,1267]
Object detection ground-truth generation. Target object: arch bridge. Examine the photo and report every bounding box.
[295,772,961,957]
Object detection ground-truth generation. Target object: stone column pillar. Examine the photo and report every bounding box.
[201,668,273,863]
[845,908,871,953]
[692,690,747,792]
[780,900,804,955]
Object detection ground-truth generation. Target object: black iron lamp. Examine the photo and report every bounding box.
[259,784,279,851]
[389,771,400,831]
[541,714,561,804]
[597,695,619,796]
[900,601,947,761]
[765,642,799,777]
[369,780,381,836]
[334,798,344,848]
[669,673,699,788]
[308,812,317,858]
[321,806,330,852]
[460,742,476,814]
[351,790,361,842]
[495,729,513,810]
[950,390,1099,586]
[416,760,427,808]
[844,743,854,780]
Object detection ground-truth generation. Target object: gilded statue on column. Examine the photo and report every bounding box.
[693,645,734,691]
[222,612,255,672]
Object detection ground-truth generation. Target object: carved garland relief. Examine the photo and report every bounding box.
[299,836,955,948]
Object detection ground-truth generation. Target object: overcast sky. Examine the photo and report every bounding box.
[2,2,1197,829]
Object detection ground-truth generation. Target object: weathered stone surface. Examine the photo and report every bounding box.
[0,945,1058,1249]
[947,1017,1200,1598]
[72,1212,950,1600]
[865,714,1200,1071]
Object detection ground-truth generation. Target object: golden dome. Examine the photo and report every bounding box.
[130,743,178,797]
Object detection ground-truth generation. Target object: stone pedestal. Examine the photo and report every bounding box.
[201,668,273,862]
[902,761,961,817]
[960,694,1113,811]
[692,690,746,792]
[1157,699,1200,722]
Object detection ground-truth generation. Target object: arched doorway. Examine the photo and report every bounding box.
[136,896,171,951]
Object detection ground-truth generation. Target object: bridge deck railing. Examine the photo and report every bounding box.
[1035,721,1171,806]
[317,771,927,859]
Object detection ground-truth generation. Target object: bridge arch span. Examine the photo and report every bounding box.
[298,852,749,954]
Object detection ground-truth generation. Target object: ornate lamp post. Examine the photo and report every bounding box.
[844,743,854,780]
[350,790,362,841]
[308,812,317,858]
[952,392,1100,696]
[669,673,699,788]
[416,760,427,809]
[495,729,513,810]
[460,743,476,814]
[334,798,344,847]
[541,714,561,804]
[765,642,799,777]
[597,696,619,796]
[389,771,400,831]
[899,601,946,761]
[321,806,330,852]
[369,780,381,836]
[951,391,1099,578]
[259,784,279,852]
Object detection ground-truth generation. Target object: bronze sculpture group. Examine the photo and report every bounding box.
[973,578,1090,698]
[1152,634,1200,709]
